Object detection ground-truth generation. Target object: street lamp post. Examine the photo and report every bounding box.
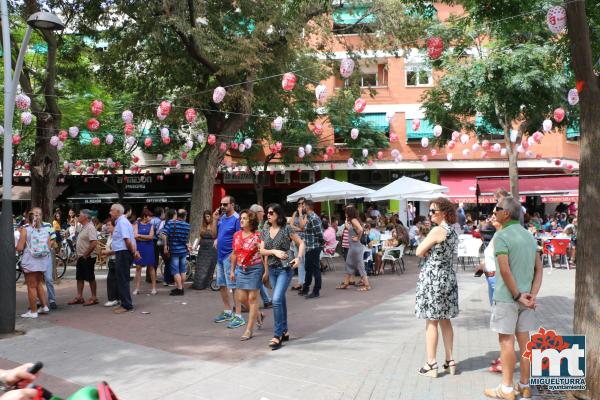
[0,5,64,334]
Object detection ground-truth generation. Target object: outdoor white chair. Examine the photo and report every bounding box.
[456,237,483,270]
[320,240,340,272]
[381,244,406,274]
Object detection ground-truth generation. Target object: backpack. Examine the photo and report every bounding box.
[28,226,50,258]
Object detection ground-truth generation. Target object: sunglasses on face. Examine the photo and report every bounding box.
[267,211,275,215]
[221,203,229,207]
[428,209,438,215]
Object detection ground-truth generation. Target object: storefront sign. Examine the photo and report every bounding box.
[450,196,525,204]
[541,195,578,203]
[116,176,153,190]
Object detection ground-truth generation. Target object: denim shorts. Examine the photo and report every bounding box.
[216,255,236,289]
[169,254,188,275]
[235,264,264,290]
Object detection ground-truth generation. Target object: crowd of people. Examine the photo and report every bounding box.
[13,188,563,399]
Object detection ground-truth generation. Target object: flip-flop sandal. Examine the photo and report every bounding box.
[357,286,371,292]
[488,364,502,373]
[336,284,350,289]
[240,331,253,341]
[68,298,84,305]
[83,299,99,306]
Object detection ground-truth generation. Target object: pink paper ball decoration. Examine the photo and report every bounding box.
[213,87,226,104]
[91,100,104,116]
[50,136,59,146]
[282,72,297,91]
[447,140,456,150]
[91,137,101,146]
[350,128,359,140]
[87,118,100,131]
[219,142,227,152]
[21,112,33,125]
[472,143,480,152]
[160,128,170,139]
[532,131,544,143]
[553,107,565,123]
[162,136,171,145]
[313,124,323,136]
[377,151,384,160]
[105,134,114,145]
[340,58,355,78]
[430,149,438,156]
[275,141,282,151]
[412,119,421,132]
[144,138,153,147]
[124,123,135,136]
[481,140,490,150]
[460,133,470,144]
[185,108,197,123]
[447,153,453,161]
[159,100,172,116]
[421,155,428,162]
[391,149,400,158]
[326,146,335,156]
[58,130,68,141]
[127,136,136,146]
[353,98,367,113]
[15,93,31,110]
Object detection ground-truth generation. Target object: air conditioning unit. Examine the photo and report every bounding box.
[299,171,315,183]
[275,172,290,184]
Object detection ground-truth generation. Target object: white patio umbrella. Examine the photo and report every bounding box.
[365,176,448,202]
[286,177,374,219]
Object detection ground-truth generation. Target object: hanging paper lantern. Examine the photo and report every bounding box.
[305,144,312,154]
[481,151,488,159]
[75,160,82,167]
[500,148,507,157]
[543,119,553,132]
[522,138,530,149]
[272,116,284,131]
[105,134,114,145]
[347,157,354,166]
[462,149,471,157]
[426,36,444,59]
[164,168,171,175]
[244,138,252,148]
[160,128,170,139]
[421,137,429,148]
[62,161,69,169]
[219,142,227,152]
[362,149,368,157]
[122,110,134,123]
[57,141,64,150]
[185,108,197,123]
[472,143,481,152]
[433,125,442,137]
[567,89,579,106]
[126,136,136,146]
[430,149,438,157]
[447,140,456,150]
[546,6,567,34]
[386,111,395,123]
[213,87,226,103]
[313,124,323,136]
[144,137,153,148]
[282,72,297,91]
[124,123,135,136]
[350,128,359,140]
[391,149,400,158]
[87,118,100,131]
[185,140,194,150]
[21,112,33,125]
[69,126,79,138]
[15,93,31,110]
[239,143,247,153]
[156,108,167,120]
[481,140,491,150]
[196,134,205,143]
[162,136,171,145]
[526,150,535,158]
[50,136,59,146]
[58,130,68,141]
[275,141,283,151]
[230,142,238,151]
[377,151,383,160]
[156,154,163,161]
[23,163,30,170]
[181,151,188,159]
[326,146,335,156]
[412,119,421,132]
[389,133,398,142]
[368,159,374,166]
[340,58,355,78]
[460,133,469,144]
[527,137,536,147]
[323,154,329,161]
[315,84,327,103]
[353,98,367,113]
[206,134,216,145]
[91,137,101,146]
[576,80,585,93]
[451,131,460,141]
[533,131,544,143]
[91,100,104,116]
[421,155,428,162]
[159,100,172,116]
[553,107,565,123]
[517,145,525,153]
[492,143,501,152]
[298,147,305,158]
[168,159,177,167]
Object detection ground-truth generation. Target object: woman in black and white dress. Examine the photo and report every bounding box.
[415,197,459,378]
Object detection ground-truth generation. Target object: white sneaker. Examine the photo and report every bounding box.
[39,306,50,314]
[104,300,119,307]
[151,289,157,295]
[21,311,38,319]
[133,289,139,295]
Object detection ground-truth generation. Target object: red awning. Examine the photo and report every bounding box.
[477,175,579,195]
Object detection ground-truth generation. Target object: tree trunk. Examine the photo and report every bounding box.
[255,182,264,206]
[503,127,520,198]
[30,113,59,220]
[189,145,222,243]
[566,2,600,399]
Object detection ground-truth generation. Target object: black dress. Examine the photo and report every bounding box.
[192,231,217,290]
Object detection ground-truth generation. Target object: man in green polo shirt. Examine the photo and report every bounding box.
[484,197,543,400]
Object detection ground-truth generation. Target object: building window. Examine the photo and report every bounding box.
[405,66,432,87]
[332,6,376,35]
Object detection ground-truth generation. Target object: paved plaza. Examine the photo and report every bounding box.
[2,257,575,400]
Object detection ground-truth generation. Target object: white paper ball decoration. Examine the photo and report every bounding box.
[213,86,226,103]
[298,147,305,158]
[421,137,429,148]
[156,154,163,161]
[526,150,535,158]
[492,143,501,152]
[196,134,205,143]
[122,110,134,123]
[528,137,536,147]
[391,149,400,158]
[500,148,507,157]
[546,6,567,34]
[21,112,33,125]
[239,143,246,153]
[305,144,312,154]
[347,157,354,166]
[568,89,579,106]
[350,128,359,140]
[433,125,443,137]
[460,133,469,144]
[50,136,59,146]
[517,145,525,153]
[447,153,453,161]
[160,128,169,138]
[472,143,481,152]
[126,136,136,146]
[340,58,355,78]
[244,138,252,148]
[543,119,553,132]
[57,141,64,151]
[272,116,284,131]
[315,84,327,103]
[185,140,194,150]
[462,148,471,157]
[362,149,368,157]
[69,126,79,138]
[164,167,171,175]
[156,107,167,120]
[105,134,114,145]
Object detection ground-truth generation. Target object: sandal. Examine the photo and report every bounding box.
[336,283,350,290]
[418,362,438,378]
[83,299,99,307]
[443,359,457,375]
[357,286,371,292]
[68,297,84,305]
[488,363,502,373]
[257,312,265,329]
[282,331,290,342]
[269,336,283,350]
[240,330,253,341]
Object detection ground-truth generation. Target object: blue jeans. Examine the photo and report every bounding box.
[486,275,496,306]
[269,267,293,337]
[292,243,305,285]
[260,284,271,305]
[170,254,187,275]
[45,252,55,304]
[216,255,236,289]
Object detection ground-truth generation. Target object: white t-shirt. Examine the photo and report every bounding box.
[483,241,496,272]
